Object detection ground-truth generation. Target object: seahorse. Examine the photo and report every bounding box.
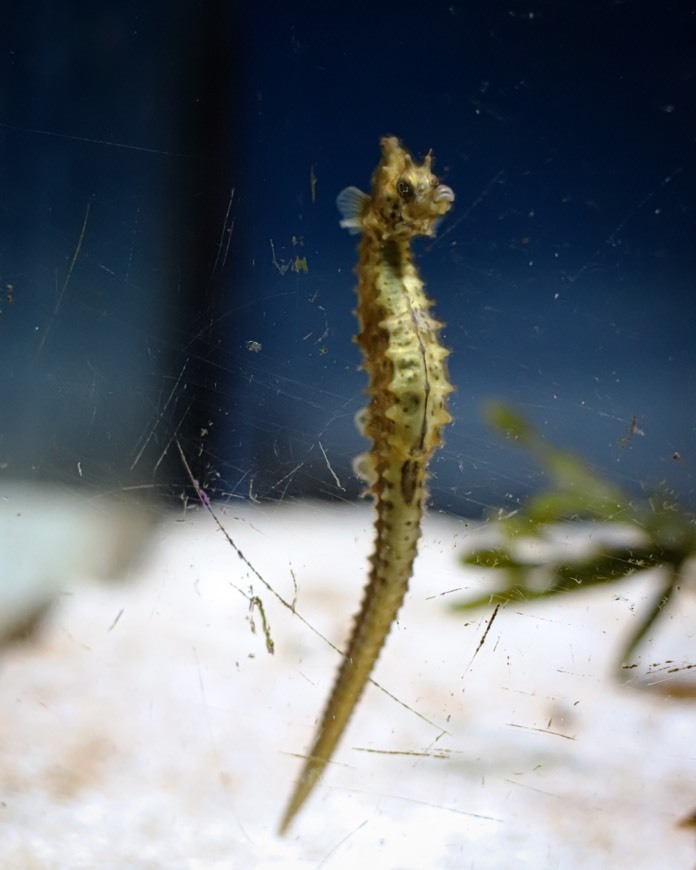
[279,136,454,834]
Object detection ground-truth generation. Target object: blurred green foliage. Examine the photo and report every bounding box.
[454,402,696,674]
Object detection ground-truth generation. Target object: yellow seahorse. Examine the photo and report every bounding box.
[279,136,454,834]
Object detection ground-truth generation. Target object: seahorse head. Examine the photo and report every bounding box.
[365,136,454,239]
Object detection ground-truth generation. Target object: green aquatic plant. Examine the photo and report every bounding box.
[454,401,695,684]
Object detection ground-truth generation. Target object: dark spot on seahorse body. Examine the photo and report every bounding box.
[400,460,419,504]
[382,239,403,275]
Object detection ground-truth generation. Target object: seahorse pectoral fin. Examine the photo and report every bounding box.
[433,184,455,204]
[337,186,370,233]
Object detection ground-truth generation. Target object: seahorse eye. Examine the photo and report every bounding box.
[396,178,414,201]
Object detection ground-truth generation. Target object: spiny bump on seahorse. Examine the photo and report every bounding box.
[279,136,454,834]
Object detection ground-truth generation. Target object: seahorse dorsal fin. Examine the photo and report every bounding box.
[336,186,370,234]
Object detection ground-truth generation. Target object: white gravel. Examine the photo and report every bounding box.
[1,494,694,868]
